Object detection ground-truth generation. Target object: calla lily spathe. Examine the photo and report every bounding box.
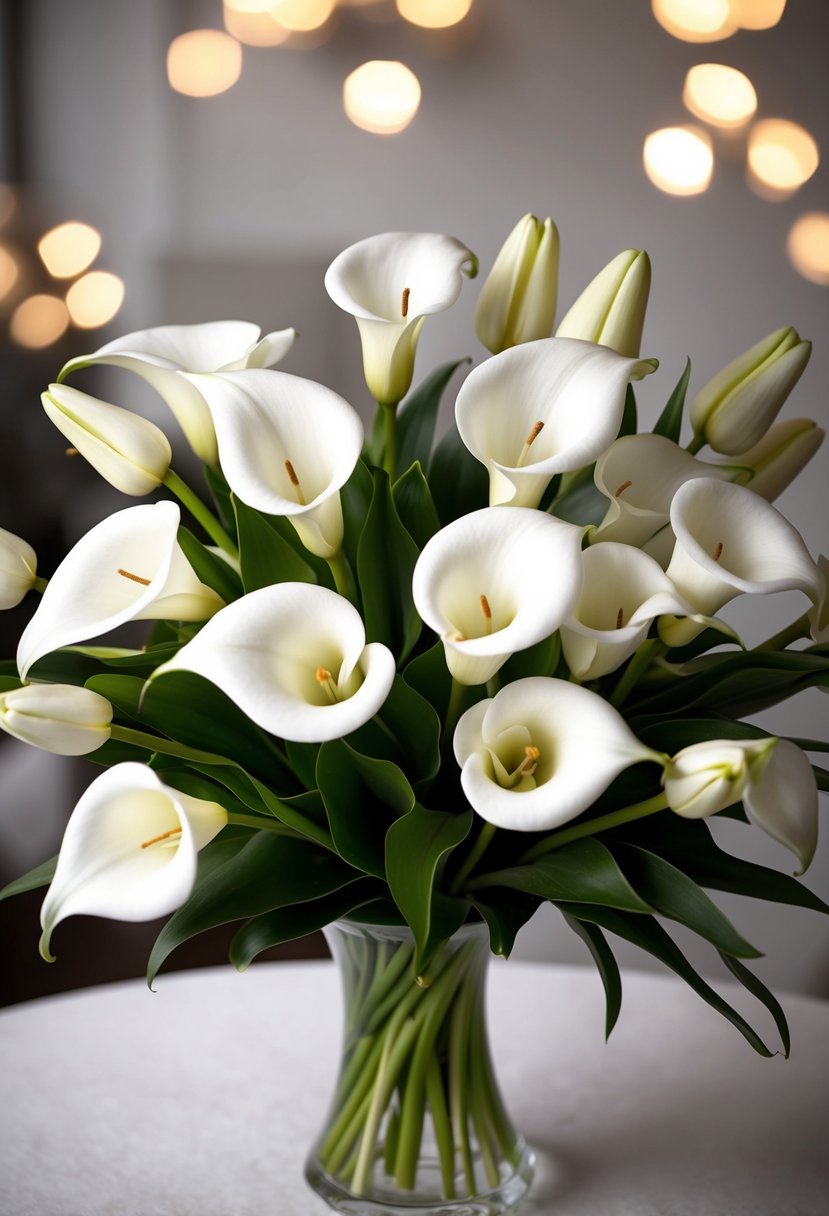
[324,231,477,406]
[0,683,112,755]
[0,527,38,609]
[17,501,223,680]
[454,677,661,832]
[555,249,651,358]
[40,762,227,961]
[151,583,396,743]
[183,369,363,559]
[689,326,811,456]
[659,478,822,648]
[560,543,695,681]
[58,320,297,465]
[475,213,559,354]
[663,738,818,874]
[42,382,172,496]
[411,507,584,685]
[455,338,657,508]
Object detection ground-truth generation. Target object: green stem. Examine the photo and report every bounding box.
[610,638,667,709]
[451,821,497,895]
[755,612,811,652]
[226,811,299,835]
[110,724,230,765]
[441,678,468,750]
[164,468,238,559]
[510,792,669,868]
[381,402,397,480]
[32,576,48,594]
[449,967,477,1195]
[327,549,358,605]
[685,433,705,455]
[426,1055,456,1199]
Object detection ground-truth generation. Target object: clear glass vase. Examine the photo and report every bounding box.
[305,919,535,1216]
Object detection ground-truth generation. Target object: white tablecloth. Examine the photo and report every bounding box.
[1,960,827,1216]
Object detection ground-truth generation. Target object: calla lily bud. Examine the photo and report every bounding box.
[40,762,228,961]
[689,326,812,456]
[716,418,824,502]
[42,383,172,497]
[664,738,818,874]
[0,683,112,755]
[809,555,829,644]
[556,249,651,359]
[475,214,559,354]
[0,527,38,609]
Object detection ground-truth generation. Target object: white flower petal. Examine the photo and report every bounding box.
[555,249,651,358]
[743,739,818,875]
[0,527,37,610]
[0,683,112,756]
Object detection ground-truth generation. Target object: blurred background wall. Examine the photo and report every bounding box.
[0,0,827,1003]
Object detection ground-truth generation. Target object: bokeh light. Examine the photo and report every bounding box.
[396,0,473,29]
[0,243,19,303]
[223,4,291,45]
[643,126,714,195]
[730,0,786,30]
[0,184,15,229]
[682,64,757,129]
[652,0,736,42]
[167,30,243,97]
[787,213,829,286]
[747,119,819,199]
[65,271,125,328]
[343,61,422,135]
[10,295,69,348]
[38,221,102,279]
[270,0,336,32]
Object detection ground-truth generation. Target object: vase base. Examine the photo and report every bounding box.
[305,1140,535,1216]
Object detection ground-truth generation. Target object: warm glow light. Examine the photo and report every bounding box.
[683,64,756,129]
[65,271,125,329]
[730,0,786,30]
[10,295,69,349]
[396,0,473,29]
[652,0,736,41]
[343,61,421,135]
[167,30,242,97]
[0,184,15,229]
[643,127,714,196]
[225,0,275,10]
[37,221,102,279]
[0,243,19,303]
[270,0,336,31]
[747,119,819,199]
[787,213,829,286]
[223,3,290,44]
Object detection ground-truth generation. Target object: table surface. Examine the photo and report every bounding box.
[1,959,827,1216]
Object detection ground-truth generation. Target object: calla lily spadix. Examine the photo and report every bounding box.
[183,368,362,559]
[0,683,112,755]
[555,248,651,359]
[0,527,38,609]
[40,762,227,961]
[411,507,584,686]
[663,738,818,875]
[659,478,822,648]
[324,232,477,406]
[455,338,657,508]
[42,382,172,497]
[592,433,732,549]
[151,583,396,744]
[560,543,697,681]
[454,677,662,832]
[17,501,223,680]
[58,320,297,465]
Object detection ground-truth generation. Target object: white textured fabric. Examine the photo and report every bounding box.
[0,962,827,1215]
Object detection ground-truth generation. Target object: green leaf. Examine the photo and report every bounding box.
[561,913,622,1039]
[204,465,237,539]
[549,469,608,527]
[653,358,691,443]
[147,832,359,984]
[176,526,243,603]
[0,675,22,693]
[396,360,469,476]
[230,878,382,970]
[472,892,541,958]
[403,640,452,724]
[612,843,761,958]
[156,766,263,818]
[232,493,319,591]
[393,461,441,550]
[473,838,653,913]
[813,764,829,793]
[555,903,777,1055]
[618,383,637,438]
[340,458,374,573]
[499,632,561,683]
[719,954,790,1058]
[317,738,414,876]
[0,855,57,902]
[632,650,829,717]
[385,803,473,970]
[428,422,488,526]
[634,715,769,753]
[356,468,421,663]
[350,674,442,785]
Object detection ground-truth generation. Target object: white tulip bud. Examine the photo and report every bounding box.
[0,527,39,609]
[0,683,112,755]
[556,248,651,359]
[724,418,824,502]
[475,214,559,354]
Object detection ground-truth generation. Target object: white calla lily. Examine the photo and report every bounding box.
[455,338,657,508]
[711,418,825,503]
[324,231,477,406]
[152,583,396,743]
[17,502,223,679]
[40,762,227,961]
[454,677,660,831]
[475,214,559,354]
[183,369,362,559]
[663,737,818,874]
[560,543,695,680]
[42,383,172,496]
[0,527,38,609]
[659,478,822,648]
[555,249,651,358]
[412,507,584,686]
[809,554,829,644]
[58,320,297,465]
[0,683,112,755]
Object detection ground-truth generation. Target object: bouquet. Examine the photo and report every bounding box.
[1,216,827,1208]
